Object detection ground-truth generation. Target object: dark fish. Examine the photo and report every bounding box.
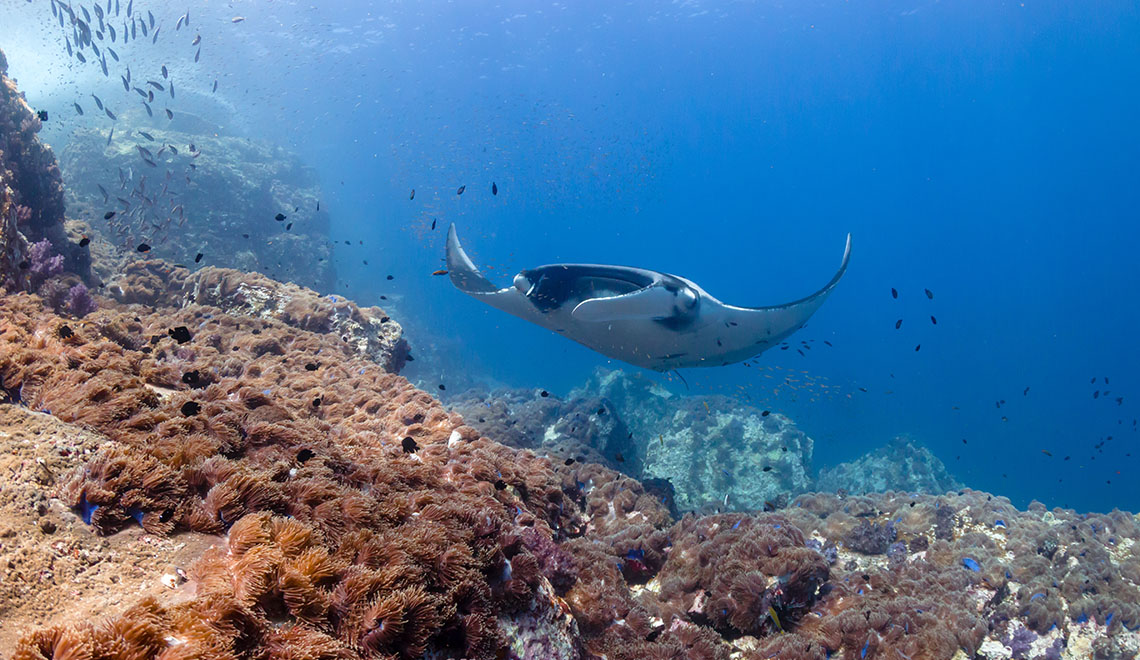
[147,80,165,91]
[79,237,91,247]
[194,252,203,263]
[92,94,104,110]
[66,37,73,57]
[895,319,902,329]
[104,211,116,219]
[1041,450,1053,457]
[409,189,415,200]
[76,50,87,63]
[891,287,898,299]
[914,344,921,351]
[1094,391,1100,399]
[161,64,168,79]
[147,10,154,28]
[925,288,933,299]
[136,144,153,159]
[180,401,200,416]
[96,183,109,201]
[36,109,48,121]
[492,182,498,195]
[108,24,116,41]
[105,107,116,120]
[1023,387,1030,395]
[431,219,436,230]
[106,46,118,61]
[437,383,445,390]
[136,242,151,252]
[122,75,130,91]
[285,222,292,230]
[930,315,937,325]
[142,101,152,117]
[211,79,218,93]
[127,0,132,18]
[170,81,175,98]
[165,108,173,120]
[275,213,287,221]
[192,34,201,46]
[401,437,418,453]
[456,185,466,195]
[181,370,199,385]
[100,54,109,76]
[140,18,147,37]
[168,326,192,343]
[74,102,84,115]
[138,131,155,141]
[194,47,200,63]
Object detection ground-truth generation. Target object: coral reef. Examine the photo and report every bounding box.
[0,47,88,285]
[817,435,962,495]
[107,262,408,371]
[60,126,334,291]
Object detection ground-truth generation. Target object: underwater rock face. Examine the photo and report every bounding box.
[0,47,89,288]
[573,368,815,512]
[817,435,962,496]
[60,126,334,292]
[107,260,408,372]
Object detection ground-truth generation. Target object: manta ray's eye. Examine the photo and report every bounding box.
[678,288,698,309]
[514,273,531,294]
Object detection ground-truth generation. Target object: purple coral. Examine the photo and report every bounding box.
[26,238,63,290]
[1003,624,1036,659]
[66,283,97,317]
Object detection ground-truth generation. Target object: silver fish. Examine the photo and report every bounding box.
[168,145,178,155]
[175,14,184,31]
[142,101,152,117]
[91,94,103,110]
[74,102,83,115]
[156,145,167,158]
[136,144,153,160]
[106,127,113,145]
[211,79,217,93]
[134,86,147,98]
[147,80,163,91]
[191,34,200,46]
[194,47,200,63]
[148,90,154,102]
[143,157,157,168]
[105,107,116,120]
[138,131,155,141]
[151,26,159,44]
[148,10,154,28]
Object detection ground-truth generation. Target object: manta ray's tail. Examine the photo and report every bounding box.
[446,224,499,294]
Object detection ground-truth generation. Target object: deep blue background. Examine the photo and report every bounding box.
[7,0,1139,511]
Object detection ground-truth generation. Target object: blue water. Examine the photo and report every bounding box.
[6,0,1139,512]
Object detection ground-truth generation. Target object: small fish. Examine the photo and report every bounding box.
[930,315,937,325]
[492,182,498,195]
[76,50,87,63]
[170,81,175,99]
[148,10,154,28]
[79,237,91,247]
[914,344,921,352]
[211,79,218,93]
[925,288,934,299]
[456,185,466,195]
[138,131,154,141]
[895,319,902,330]
[140,19,147,37]
[148,80,165,91]
[36,109,48,121]
[74,102,84,115]
[175,15,184,30]
[432,269,448,276]
[232,16,245,23]
[108,24,116,41]
[275,213,287,222]
[431,218,437,230]
[104,211,116,219]
[142,101,152,117]
[1041,450,1052,457]
[122,75,130,91]
[165,108,173,120]
[767,606,784,633]
[65,37,73,57]
[91,94,104,110]
[136,242,151,252]
[195,253,203,263]
[194,47,200,63]
[161,64,168,79]
[126,0,132,18]
[168,145,178,155]
[409,189,415,200]
[106,46,118,61]
[192,34,201,46]
[100,55,109,76]
[136,144,153,159]
[97,183,109,201]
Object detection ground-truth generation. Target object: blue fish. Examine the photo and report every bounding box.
[962,557,981,572]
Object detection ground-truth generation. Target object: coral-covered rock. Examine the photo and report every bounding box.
[817,435,961,496]
[575,368,815,512]
[0,47,89,288]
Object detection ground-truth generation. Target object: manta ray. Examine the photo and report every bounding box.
[446,224,851,371]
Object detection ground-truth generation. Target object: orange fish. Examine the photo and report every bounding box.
[432,269,449,276]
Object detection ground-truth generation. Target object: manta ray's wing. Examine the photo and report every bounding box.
[446,224,538,320]
[570,286,678,322]
[723,233,852,338]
